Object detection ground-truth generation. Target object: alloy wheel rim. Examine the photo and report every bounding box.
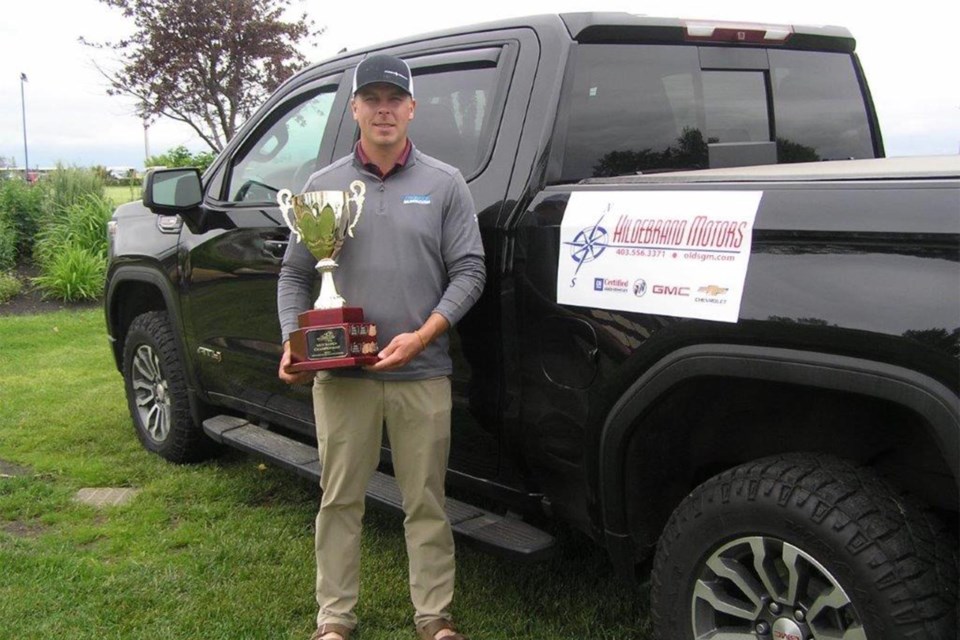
[691,535,866,640]
[131,344,171,442]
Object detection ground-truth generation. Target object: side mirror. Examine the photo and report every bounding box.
[143,168,203,213]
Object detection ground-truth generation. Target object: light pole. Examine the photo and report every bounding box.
[20,73,29,182]
[143,117,150,167]
[140,101,151,170]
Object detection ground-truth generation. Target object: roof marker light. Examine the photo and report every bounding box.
[687,25,717,38]
[763,27,792,41]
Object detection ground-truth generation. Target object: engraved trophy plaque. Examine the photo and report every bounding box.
[277,180,379,370]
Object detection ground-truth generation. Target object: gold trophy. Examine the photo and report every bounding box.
[277,180,379,370]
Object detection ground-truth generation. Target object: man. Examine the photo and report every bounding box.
[277,53,485,640]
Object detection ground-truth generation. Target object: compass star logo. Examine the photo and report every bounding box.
[565,217,609,276]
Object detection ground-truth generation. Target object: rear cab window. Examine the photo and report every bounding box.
[554,44,876,181]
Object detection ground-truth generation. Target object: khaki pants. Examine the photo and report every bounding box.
[312,373,455,631]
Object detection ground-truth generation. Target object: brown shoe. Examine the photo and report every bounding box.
[310,622,352,640]
[417,619,467,640]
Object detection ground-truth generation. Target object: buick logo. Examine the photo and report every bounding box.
[633,279,647,297]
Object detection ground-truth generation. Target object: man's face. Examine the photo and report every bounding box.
[352,83,416,151]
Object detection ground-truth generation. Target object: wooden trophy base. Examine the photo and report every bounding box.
[288,307,380,371]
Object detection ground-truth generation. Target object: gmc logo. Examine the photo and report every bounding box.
[653,284,690,296]
[773,632,801,640]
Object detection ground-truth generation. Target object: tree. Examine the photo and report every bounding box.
[777,137,820,164]
[591,127,709,177]
[146,145,216,173]
[83,0,321,152]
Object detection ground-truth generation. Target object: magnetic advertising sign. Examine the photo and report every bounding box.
[557,190,763,323]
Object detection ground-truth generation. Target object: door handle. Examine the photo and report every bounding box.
[264,239,288,258]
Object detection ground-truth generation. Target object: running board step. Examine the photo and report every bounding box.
[202,415,555,561]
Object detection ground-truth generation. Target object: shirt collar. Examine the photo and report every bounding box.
[354,139,413,180]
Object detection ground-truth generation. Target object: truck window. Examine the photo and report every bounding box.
[559,45,702,180]
[407,63,500,177]
[227,88,337,203]
[556,44,875,181]
[769,50,875,162]
[701,71,769,143]
[343,47,509,179]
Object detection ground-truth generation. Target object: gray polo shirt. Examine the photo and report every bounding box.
[277,145,486,381]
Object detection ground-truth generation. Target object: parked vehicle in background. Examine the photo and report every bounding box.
[105,13,958,640]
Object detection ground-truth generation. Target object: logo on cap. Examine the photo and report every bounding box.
[353,54,414,97]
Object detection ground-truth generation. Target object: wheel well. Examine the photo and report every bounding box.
[108,279,169,369]
[623,376,958,556]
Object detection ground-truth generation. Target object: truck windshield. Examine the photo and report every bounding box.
[556,44,876,181]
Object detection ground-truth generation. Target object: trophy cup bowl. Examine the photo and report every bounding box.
[277,180,379,370]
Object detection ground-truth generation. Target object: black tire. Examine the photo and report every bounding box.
[651,453,957,640]
[122,311,213,462]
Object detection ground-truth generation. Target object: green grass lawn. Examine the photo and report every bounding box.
[105,184,141,207]
[0,309,651,639]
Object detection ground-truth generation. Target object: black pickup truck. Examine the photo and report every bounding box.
[105,13,959,640]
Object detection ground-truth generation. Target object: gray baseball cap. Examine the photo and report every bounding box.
[353,54,414,97]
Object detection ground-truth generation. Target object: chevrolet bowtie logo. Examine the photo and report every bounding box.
[698,285,729,296]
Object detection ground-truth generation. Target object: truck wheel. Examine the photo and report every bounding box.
[122,311,212,462]
[651,454,957,640]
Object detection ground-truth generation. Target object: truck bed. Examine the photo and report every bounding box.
[582,154,960,184]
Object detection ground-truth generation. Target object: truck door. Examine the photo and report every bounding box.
[330,30,541,482]
[181,72,354,434]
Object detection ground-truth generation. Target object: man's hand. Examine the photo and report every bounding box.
[365,312,450,373]
[365,331,424,372]
[278,341,315,385]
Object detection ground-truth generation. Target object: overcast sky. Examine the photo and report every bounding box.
[2,0,958,169]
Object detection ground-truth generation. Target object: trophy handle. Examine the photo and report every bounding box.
[346,180,366,238]
[276,189,302,243]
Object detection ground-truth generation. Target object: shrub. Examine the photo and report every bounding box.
[0,215,16,270]
[0,271,22,303]
[32,194,113,301]
[0,178,48,260]
[147,145,215,173]
[31,246,106,301]
[45,164,105,213]
[33,194,113,267]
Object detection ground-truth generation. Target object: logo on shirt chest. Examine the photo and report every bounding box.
[402,195,431,205]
